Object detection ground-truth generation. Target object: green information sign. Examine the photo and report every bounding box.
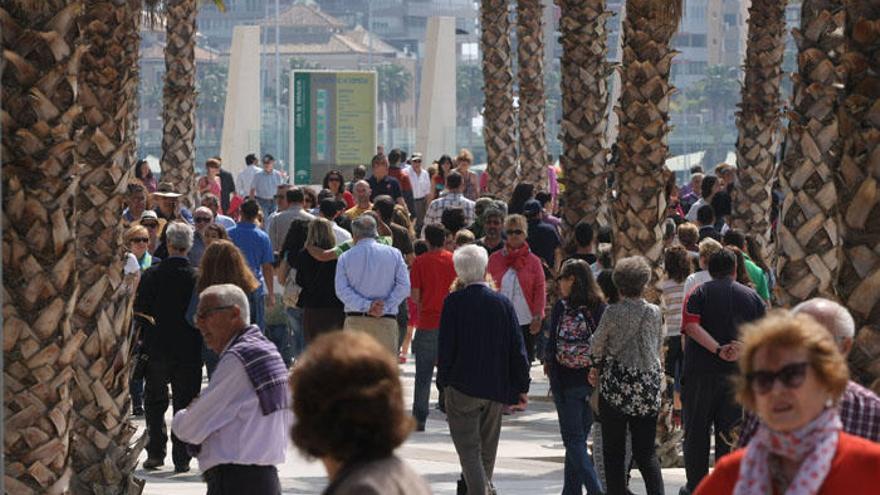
[291,71,377,185]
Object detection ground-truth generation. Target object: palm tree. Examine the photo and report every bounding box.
[732,0,788,260]
[775,0,845,306]
[481,0,519,198]
[2,2,81,492]
[838,0,880,391]
[556,0,613,231]
[69,2,147,493]
[516,0,548,188]
[159,0,199,207]
[457,62,484,129]
[612,0,682,266]
[377,63,413,135]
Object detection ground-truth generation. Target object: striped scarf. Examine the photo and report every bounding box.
[223,325,290,415]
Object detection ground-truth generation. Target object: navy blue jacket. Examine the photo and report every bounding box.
[437,284,530,404]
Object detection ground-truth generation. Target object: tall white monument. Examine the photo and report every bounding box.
[416,17,457,161]
[220,26,262,177]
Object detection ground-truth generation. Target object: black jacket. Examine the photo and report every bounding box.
[219,169,236,212]
[134,257,202,364]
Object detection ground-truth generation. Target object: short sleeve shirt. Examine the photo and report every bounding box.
[390,224,414,257]
[682,278,765,375]
[228,222,274,293]
[410,250,457,329]
[368,175,402,202]
[527,220,561,269]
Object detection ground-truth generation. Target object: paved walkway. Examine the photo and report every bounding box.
[137,359,688,494]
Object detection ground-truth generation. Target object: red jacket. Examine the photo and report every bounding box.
[487,248,546,319]
[695,432,880,495]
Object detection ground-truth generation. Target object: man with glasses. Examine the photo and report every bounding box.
[189,207,215,266]
[405,152,432,233]
[422,172,475,237]
[136,222,202,473]
[200,193,236,230]
[249,154,286,220]
[680,248,766,494]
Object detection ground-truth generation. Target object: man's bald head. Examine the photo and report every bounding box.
[792,298,855,355]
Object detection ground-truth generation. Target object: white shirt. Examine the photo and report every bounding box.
[683,270,712,300]
[172,352,292,472]
[331,222,352,246]
[685,198,707,222]
[500,268,533,325]
[405,166,432,200]
[236,164,261,197]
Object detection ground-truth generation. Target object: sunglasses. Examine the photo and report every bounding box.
[505,229,524,236]
[130,237,150,243]
[747,362,809,395]
[328,177,341,182]
[194,217,212,224]
[142,222,158,229]
[196,305,233,320]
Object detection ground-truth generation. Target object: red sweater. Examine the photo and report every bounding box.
[487,249,546,319]
[695,432,880,495]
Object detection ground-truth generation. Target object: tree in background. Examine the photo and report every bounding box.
[516,0,549,188]
[457,62,484,129]
[377,63,413,135]
[677,65,740,166]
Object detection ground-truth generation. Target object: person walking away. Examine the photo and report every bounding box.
[438,245,531,495]
[213,156,236,214]
[335,215,410,355]
[228,200,275,331]
[410,224,458,431]
[588,256,665,495]
[290,332,432,495]
[318,198,352,245]
[722,229,770,302]
[545,259,606,495]
[658,246,691,427]
[405,152,433,233]
[422,172,476,236]
[694,314,880,494]
[295,219,345,344]
[137,222,202,473]
[173,284,291,494]
[487,214,546,364]
[267,186,315,253]
[679,248,766,494]
[236,153,260,198]
[277,219,311,360]
[196,240,263,374]
[523,199,562,270]
[685,175,721,222]
[374,196,415,352]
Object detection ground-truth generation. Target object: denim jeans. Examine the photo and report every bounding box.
[553,385,604,495]
[251,291,266,331]
[285,306,305,359]
[265,324,292,367]
[256,197,275,223]
[411,329,438,425]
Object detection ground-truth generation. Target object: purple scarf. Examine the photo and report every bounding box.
[223,325,290,415]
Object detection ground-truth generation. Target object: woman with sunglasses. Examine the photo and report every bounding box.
[323,170,355,209]
[695,313,880,494]
[487,214,545,365]
[433,154,454,195]
[125,224,160,416]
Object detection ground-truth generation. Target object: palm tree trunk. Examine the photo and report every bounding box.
[516,0,548,189]
[160,0,198,207]
[2,2,82,493]
[556,0,612,231]
[481,0,519,198]
[69,2,147,493]
[732,0,788,260]
[838,0,880,392]
[775,0,845,306]
[612,0,681,266]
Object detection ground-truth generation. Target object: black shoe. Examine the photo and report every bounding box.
[174,464,190,474]
[679,487,691,495]
[415,423,426,432]
[132,406,144,417]
[143,458,164,470]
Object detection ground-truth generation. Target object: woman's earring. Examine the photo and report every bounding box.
[825,397,834,408]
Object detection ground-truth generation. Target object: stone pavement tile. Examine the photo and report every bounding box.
[139,359,690,494]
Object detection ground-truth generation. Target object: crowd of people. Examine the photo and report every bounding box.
[124,150,880,495]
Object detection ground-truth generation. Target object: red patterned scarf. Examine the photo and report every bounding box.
[502,242,531,271]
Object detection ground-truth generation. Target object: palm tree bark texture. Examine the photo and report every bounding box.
[732,0,788,260]
[160,0,198,208]
[70,1,147,493]
[838,0,880,392]
[516,0,548,189]
[775,0,845,306]
[1,2,84,493]
[611,0,681,267]
[556,0,612,231]
[481,0,519,199]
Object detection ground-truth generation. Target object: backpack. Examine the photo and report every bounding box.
[555,305,598,369]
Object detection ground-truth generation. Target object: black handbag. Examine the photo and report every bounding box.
[130,312,155,381]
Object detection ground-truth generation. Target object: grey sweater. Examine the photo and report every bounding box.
[591,297,665,371]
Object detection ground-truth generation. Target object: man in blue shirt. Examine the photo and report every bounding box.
[228,199,275,330]
[249,154,285,219]
[335,214,410,355]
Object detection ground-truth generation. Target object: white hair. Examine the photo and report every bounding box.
[792,298,855,340]
[199,283,250,325]
[453,244,488,285]
[166,221,194,251]
[351,214,378,239]
[194,206,214,218]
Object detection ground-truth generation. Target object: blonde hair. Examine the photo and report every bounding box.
[735,312,849,412]
[455,229,475,247]
[306,218,336,250]
[125,225,148,244]
[698,237,723,259]
[504,214,528,236]
[456,148,473,164]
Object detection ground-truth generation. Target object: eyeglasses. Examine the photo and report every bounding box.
[328,177,341,182]
[196,305,233,320]
[746,362,809,395]
[130,237,150,243]
[142,223,158,229]
[505,229,524,236]
[194,217,212,224]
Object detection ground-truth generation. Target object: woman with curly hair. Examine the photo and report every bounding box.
[290,331,431,494]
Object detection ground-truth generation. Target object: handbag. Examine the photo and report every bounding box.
[556,306,597,368]
[597,306,663,417]
[282,266,301,307]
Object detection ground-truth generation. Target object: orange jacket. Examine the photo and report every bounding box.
[695,432,880,495]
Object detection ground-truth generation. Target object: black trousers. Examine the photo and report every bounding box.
[520,324,536,364]
[682,372,742,491]
[204,464,281,495]
[599,395,664,495]
[144,360,202,467]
